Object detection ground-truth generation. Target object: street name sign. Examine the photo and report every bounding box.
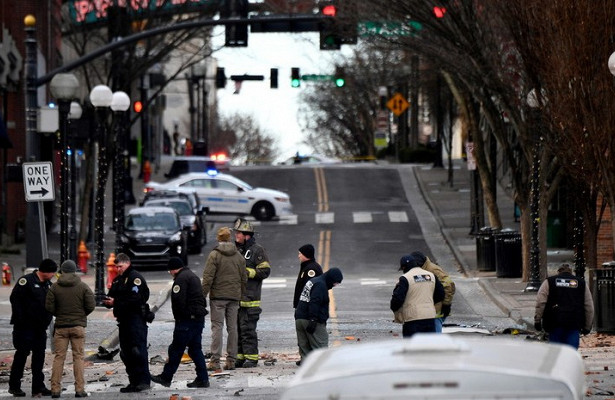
[23,162,55,202]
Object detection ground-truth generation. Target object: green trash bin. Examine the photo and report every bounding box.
[592,262,615,333]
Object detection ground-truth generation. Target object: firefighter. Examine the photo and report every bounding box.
[232,219,270,368]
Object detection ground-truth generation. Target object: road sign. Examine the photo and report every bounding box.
[386,93,409,116]
[23,161,55,202]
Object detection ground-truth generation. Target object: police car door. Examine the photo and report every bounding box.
[213,177,250,214]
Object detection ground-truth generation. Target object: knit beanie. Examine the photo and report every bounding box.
[61,260,77,273]
[298,244,315,260]
[38,258,58,273]
[217,227,232,242]
[167,257,184,270]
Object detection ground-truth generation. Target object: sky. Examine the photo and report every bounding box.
[211,27,349,162]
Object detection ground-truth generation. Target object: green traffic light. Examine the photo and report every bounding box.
[335,78,345,87]
[291,79,301,88]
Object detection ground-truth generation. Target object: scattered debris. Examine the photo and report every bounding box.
[96,346,119,360]
[150,355,166,364]
[234,388,244,396]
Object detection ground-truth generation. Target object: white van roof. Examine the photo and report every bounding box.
[281,334,585,400]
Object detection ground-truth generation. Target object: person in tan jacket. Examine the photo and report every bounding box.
[202,227,247,371]
[411,251,456,332]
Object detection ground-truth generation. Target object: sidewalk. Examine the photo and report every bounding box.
[413,162,574,328]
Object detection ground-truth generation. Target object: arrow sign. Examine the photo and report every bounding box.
[29,187,50,197]
[386,92,409,116]
[23,162,55,202]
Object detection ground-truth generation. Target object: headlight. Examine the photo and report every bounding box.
[274,197,289,202]
[170,232,182,242]
[176,245,183,254]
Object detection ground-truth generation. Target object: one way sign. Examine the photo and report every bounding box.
[23,162,55,202]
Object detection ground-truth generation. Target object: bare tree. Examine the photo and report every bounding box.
[216,113,278,165]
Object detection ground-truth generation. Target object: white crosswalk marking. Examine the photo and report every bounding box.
[263,278,287,288]
[360,278,388,286]
[353,211,373,223]
[315,212,335,224]
[279,215,298,225]
[388,211,409,222]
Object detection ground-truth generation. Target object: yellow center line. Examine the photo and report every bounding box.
[314,167,329,212]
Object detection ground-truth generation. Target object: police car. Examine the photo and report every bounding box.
[144,172,292,221]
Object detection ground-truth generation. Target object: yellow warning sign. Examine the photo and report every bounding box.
[386,93,409,116]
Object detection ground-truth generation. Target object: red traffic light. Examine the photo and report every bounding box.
[433,6,447,18]
[133,101,143,113]
[322,4,337,17]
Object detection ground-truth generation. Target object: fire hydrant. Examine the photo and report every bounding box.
[106,252,117,289]
[77,241,90,274]
[143,160,152,183]
[2,263,11,286]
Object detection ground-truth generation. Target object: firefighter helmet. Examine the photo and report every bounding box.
[233,218,254,234]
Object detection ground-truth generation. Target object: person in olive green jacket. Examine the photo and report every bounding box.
[411,251,456,333]
[45,260,96,398]
[202,227,247,371]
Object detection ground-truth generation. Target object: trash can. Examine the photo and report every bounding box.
[494,230,522,278]
[476,227,498,272]
[592,262,615,333]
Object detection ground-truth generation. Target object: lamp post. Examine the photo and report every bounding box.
[525,88,543,292]
[89,84,113,305]
[49,73,79,264]
[110,91,130,254]
[68,101,82,262]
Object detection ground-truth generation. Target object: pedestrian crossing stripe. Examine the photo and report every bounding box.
[247,211,408,226]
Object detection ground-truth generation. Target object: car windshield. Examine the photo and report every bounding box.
[126,213,179,231]
[146,201,192,216]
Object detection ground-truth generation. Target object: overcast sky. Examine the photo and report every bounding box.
[211,27,349,161]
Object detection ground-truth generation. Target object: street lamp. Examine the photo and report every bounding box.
[49,73,79,264]
[68,101,82,262]
[89,84,113,305]
[524,88,544,292]
[110,91,130,254]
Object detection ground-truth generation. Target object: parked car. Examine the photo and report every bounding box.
[145,172,292,221]
[119,206,188,268]
[142,197,206,254]
[141,189,206,214]
[164,155,230,179]
[280,153,342,165]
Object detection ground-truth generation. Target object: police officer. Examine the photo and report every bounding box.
[9,258,57,397]
[151,257,209,388]
[534,264,594,349]
[391,255,444,337]
[102,253,151,393]
[233,218,270,368]
[293,244,323,309]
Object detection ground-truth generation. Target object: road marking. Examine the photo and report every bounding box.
[315,212,334,224]
[279,215,298,225]
[314,167,329,212]
[353,211,373,223]
[388,211,408,222]
[360,278,388,285]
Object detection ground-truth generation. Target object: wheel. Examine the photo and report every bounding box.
[251,201,275,221]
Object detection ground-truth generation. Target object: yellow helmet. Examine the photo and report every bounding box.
[233,218,254,234]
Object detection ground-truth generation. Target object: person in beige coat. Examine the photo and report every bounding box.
[202,227,247,371]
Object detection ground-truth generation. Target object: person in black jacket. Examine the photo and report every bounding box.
[9,258,57,397]
[534,264,594,349]
[293,244,323,309]
[294,268,343,365]
[151,257,210,389]
[102,253,151,393]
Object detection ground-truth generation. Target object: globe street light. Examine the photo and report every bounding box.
[68,101,82,262]
[49,73,79,264]
[110,91,130,254]
[89,84,113,305]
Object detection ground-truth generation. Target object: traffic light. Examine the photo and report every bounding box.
[334,67,345,87]
[133,100,143,113]
[221,0,248,47]
[270,68,278,89]
[319,2,341,50]
[215,67,227,89]
[291,68,301,88]
[433,6,447,18]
